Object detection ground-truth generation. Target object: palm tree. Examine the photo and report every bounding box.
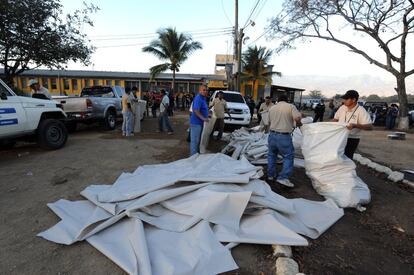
[142,28,202,93]
[241,46,281,98]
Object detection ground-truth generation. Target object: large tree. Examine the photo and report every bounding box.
[0,0,97,86]
[142,28,202,93]
[269,0,414,129]
[241,45,281,97]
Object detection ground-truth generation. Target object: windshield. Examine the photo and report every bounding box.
[0,81,14,97]
[223,93,245,103]
[81,87,114,97]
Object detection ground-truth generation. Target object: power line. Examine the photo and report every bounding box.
[95,31,233,49]
[91,29,233,41]
[221,0,233,25]
[89,27,233,39]
[251,0,268,23]
[243,0,261,29]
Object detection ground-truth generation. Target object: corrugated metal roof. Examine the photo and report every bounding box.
[0,68,226,81]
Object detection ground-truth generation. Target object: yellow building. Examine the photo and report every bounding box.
[4,69,226,96]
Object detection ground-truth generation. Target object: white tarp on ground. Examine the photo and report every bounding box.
[38,153,344,275]
[301,123,371,208]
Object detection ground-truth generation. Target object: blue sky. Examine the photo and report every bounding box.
[60,0,401,81]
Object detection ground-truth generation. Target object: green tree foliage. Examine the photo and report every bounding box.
[366,94,382,101]
[142,28,202,93]
[269,0,414,129]
[0,0,98,86]
[241,45,281,93]
[309,89,323,99]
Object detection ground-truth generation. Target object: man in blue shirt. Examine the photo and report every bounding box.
[190,84,209,155]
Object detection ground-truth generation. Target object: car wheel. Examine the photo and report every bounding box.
[37,119,68,150]
[104,110,116,130]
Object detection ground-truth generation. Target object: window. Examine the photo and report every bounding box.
[244,84,253,97]
[105,79,112,86]
[125,80,139,89]
[51,78,57,89]
[93,79,100,86]
[115,80,121,86]
[21,78,27,88]
[84,79,90,87]
[72,79,78,90]
[0,81,13,96]
[42,78,49,89]
[258,85,265,99]
[223,92,245,103]
[63,79,70,90]
[141,81,150,92]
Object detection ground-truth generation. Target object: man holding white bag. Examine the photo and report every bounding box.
[333,90,373,160]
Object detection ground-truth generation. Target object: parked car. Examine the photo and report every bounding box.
[210,90,251,126]
[302,98,321,110]
[53,85,146,131]
[0,79,68,150]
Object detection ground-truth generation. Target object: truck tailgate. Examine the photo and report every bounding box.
[53,97,90,113]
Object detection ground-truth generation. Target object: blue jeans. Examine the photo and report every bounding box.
[158,111,173,132]
[190,124,203,156]
[267,132,294,180]
[122,110,133,135]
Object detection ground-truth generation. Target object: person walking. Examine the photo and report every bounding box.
[267,94,302,187]
[328,99,336,119]
[385,104,399,130]
[28,79,51,99]
[256,97,264,123]
[158,89,174,134]
[189,84,209,155]
[121,87,134,137]
[258,96,274,132]
[333,90,372,159]
[209,91,230,140]
[313,99,325,122]
[150,92,158,118]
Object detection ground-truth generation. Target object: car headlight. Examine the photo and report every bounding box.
[243,109,250,114]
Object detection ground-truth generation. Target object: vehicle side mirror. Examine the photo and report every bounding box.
[0,92,7,100]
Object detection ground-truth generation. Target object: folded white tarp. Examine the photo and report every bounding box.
[301,123,371,208]
[38,153,345,275]
[97,153,260,203]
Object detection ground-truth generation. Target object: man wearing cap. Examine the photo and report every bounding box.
[28,79,51,99]
[209,91,229,140]
[333,90,372,159]
[267,94,302,187]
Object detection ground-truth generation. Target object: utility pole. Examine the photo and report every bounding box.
[237,28,244,92]
[233,0,238,91]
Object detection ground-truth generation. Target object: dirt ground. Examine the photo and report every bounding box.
[0,112,413,274]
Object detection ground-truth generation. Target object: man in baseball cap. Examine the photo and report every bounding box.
[333,90,372,159]
[28,79,51,99]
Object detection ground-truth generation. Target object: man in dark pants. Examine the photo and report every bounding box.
[313,99,325,122]
[333,90,372,159]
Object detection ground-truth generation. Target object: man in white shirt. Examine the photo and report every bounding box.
[158,89,173,134]
[333,90,372,159]
[28,79,51,99]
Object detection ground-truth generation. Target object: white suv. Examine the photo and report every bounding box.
[0,79,68,149]
[210,90,251,126]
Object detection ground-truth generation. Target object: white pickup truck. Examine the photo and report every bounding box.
[0,79,68,150]
[210,90,251,126]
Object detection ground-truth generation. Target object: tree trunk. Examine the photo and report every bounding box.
[2,67,15,87]
[172,70,176,94]
[396,75,409,130]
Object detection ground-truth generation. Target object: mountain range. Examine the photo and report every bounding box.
[274,74,414,97]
